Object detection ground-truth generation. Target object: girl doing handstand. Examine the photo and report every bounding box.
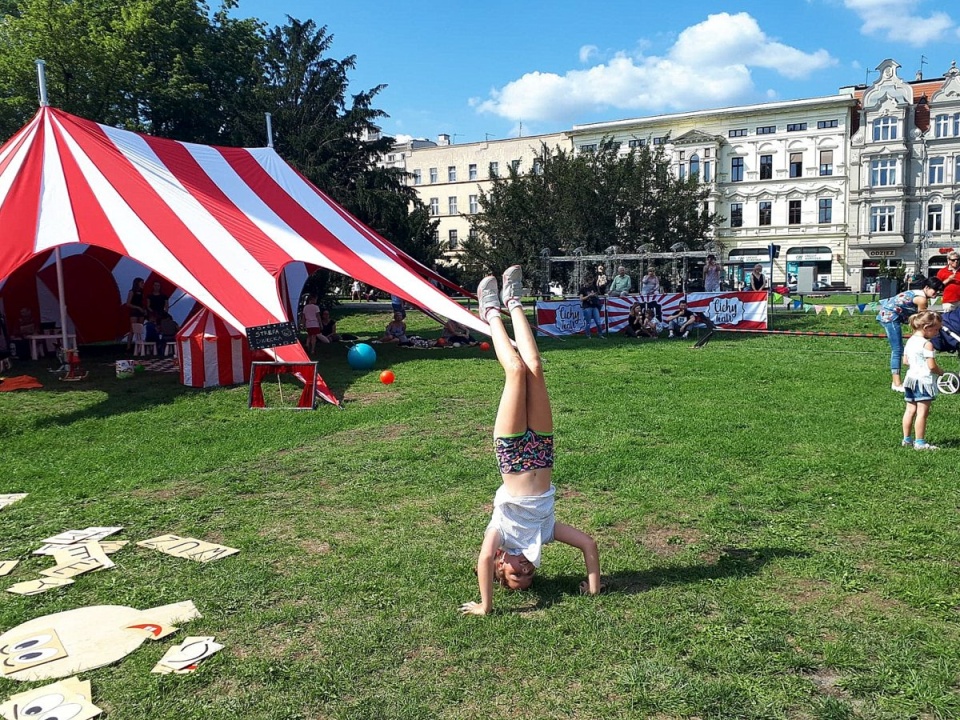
[461,266,602,615]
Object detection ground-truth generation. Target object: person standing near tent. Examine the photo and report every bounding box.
[146,280,169,317]
[300,295,322,353]
[125,278,147,351]
[461,266,602,616]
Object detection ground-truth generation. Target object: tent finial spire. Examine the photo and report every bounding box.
[35,59,49,107]
[265,112,274,148]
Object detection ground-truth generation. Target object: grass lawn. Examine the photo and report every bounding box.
[2,307,959,720]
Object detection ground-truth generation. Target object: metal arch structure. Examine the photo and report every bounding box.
[544,248,718,294]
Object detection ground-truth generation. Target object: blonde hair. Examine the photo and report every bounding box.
[909,310,941,332]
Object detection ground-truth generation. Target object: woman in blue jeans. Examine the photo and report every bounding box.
[876,276,942,391]
[578,272,604,338]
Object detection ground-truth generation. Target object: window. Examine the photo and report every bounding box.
[432,229,439,243]
[448,229,458,249]
[628,138,645,148]
[955,202,960,231]
[872,117,897,141]
[819,150,833,176]
[412,169,422,185]
[928,204,943,231]
[448,166,457,182]
[955,113,960,137]
[704,148,711,158]
[788,200,801,225]
[511,159,521,172]
[429,198,439,216]
[728,128,747,138]
[818,198,832,224]
[731,157,744,182]
[730,203,743,227]
[787,123,807,132]
[871,158,896,186]
[757,125,776,135]
[468,194,478,214]
[956,157,960,184]
[929,157,944,184]
[489,162,499,178]
[532,159,543,175]
[789,152,803,178]
[935,115,950,138]
[818,119,839,129]
[653,136,666,145]
[580,144,597,153]
[448,196,458,215]
[678,151,685,161]
[703,161,711,183]
[468,163,477,180]
[871,205,895,232]
[678,164,686,180]
[429,167,438,183]
[689,154,700,178]
[759,201,772,226]
[760,155,773,180]
[469,227,478,242]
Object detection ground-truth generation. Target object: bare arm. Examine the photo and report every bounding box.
[914,296,929,311]
[461,529,500,615]
[553,522,602,595]
[925,342,943,375]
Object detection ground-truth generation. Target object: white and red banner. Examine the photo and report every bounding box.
[537,292,767,336]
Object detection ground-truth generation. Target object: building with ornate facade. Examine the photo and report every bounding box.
[381,59,960,290]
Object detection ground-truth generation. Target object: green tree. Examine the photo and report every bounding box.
[462,137,720,288]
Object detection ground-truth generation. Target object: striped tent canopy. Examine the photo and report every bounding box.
[0,107,489,406]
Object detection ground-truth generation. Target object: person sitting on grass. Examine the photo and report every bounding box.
[378,312,409,345]
[663,300,713,339]
[461,265,602,616]
[641,308,661,338]
[317,309,341,344]
[440,318,476,346]
[621,303,645,338]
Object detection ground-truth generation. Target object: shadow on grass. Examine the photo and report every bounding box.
[523,546,809,610]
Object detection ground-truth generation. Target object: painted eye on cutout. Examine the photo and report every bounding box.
[14,647,61,664]
[38,702,85,720]
[10,634,53,652]
[19,692,65,716]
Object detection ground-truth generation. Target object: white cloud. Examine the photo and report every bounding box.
[474,12,835,125]
[844,0,955,45]
[579,45,598,64]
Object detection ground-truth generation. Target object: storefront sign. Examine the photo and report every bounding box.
[867,250,896,257]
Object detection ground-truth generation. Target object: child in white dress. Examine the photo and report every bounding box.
[901,311,945,450]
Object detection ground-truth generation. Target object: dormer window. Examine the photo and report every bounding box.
[872,117,898,142]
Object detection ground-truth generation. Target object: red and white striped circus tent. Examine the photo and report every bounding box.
[177,309,253,388]
[0,107,490,406]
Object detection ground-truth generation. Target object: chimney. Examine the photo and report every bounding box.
[438,133,451,146]
[915,95,930,134]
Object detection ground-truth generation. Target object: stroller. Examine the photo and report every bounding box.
[930,308,960,394]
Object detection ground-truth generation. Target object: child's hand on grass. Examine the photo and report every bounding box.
[460,601,489,616]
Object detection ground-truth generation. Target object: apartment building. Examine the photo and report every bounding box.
[848,59,960,289]
[569,95,855,288]
[384,132,569,264]
[380,58,960,289]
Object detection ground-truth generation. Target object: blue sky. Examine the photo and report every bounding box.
[237,0,960,144]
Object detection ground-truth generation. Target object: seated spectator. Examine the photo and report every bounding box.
[317,309,342,344]
[158,312,179,355]
[639,267,660,294]
[608,266,632,297]
[641,308,661,338]
[663,300,714,339]
[379,312,409,345]
[440,318,476,346]
[621,303,645,338]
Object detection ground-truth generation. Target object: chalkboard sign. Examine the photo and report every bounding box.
[246,321,298,350]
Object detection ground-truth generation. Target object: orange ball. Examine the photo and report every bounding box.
[436,337,446,347]
[379,369,396,385]
[479,341,491,351]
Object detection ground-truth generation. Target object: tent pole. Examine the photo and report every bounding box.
[265,113,274,148]
[54,247,69,352]
[35,59,49,107]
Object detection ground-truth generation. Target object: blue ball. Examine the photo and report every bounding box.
[347,343,377,370]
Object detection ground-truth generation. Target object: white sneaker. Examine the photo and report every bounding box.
[501,265,523,305]
[668,331,675,338]
[892,383,906,393]
[477,275,501,319]
[914,441,939,451]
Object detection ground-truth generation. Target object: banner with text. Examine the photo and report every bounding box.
[536,292,767,336]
